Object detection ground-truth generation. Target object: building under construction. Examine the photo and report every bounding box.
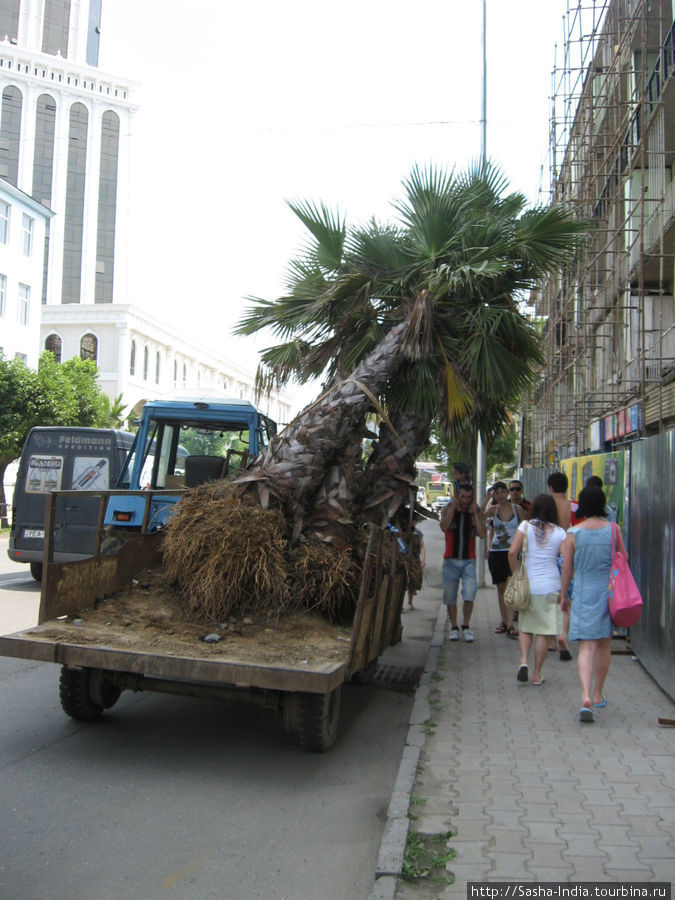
[526,0,675,465]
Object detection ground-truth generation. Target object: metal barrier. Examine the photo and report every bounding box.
[518,467,550,502]
[628,431,674,700]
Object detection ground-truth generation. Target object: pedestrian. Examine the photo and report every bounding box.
[507,493,566,686]
[585,475,617,522]
[440,484,486,642]
[508,480,531,517]
[560,485,628,723]
[546,471,577,659]
[483,481,524,638]
[451,461,472,497]
[405,515,426,610]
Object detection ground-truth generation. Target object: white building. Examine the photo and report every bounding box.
[41,301,294,424]
[0,0,293,424]
[0,177,52,365]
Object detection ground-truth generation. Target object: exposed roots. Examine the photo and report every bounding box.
[162,485,367,623]
[289,537,363,622]
[162,489,291,622]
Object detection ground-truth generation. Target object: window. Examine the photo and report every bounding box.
[173,359,178,386]
[94,111,119,304]
[33,94,57,304]
[62,103,88,304]
[0,201,9,243]
[143,346,149,380]
[45,333,62,362]
[42,0,71,57]
[0,86,23,185]
[0,274,5,316]
[80,333,97,362]
[155,351,161,385]
[0,2,20,45]
[182,363,187,387]
[130,339,136,375]
[18,284,30,326]
[22,214,34,256]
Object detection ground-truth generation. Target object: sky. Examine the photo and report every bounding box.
[98,0,571,404]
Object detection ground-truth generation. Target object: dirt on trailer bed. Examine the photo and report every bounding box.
[28,568,353,669]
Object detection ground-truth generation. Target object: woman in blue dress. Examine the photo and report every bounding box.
[560,486,628,723]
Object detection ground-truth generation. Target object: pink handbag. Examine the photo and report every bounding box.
[608,523,642,628]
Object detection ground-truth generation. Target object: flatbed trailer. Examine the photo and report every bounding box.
[0,490,408,751]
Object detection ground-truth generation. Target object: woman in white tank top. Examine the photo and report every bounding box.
[508,494,566,685]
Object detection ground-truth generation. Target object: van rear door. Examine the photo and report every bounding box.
[9,428,134,570]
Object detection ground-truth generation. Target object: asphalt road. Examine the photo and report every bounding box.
[0,522,443,900]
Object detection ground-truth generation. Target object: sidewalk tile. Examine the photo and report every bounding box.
[527,865,576,880]
[488,852,534,877]
[593,824,638,846]
[560,835,604,857]
[634,836,675,857]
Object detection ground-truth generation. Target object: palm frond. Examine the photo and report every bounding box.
[287,199,346,272]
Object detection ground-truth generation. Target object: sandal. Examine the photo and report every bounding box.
[506,625,519,639]
[494,623,508,633]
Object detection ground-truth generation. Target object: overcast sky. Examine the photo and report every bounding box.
[99,0,570,399]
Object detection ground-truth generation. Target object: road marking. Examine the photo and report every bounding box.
[162,857,205,889]
[0,575,35,588]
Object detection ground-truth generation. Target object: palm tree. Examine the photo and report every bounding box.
[235,162,586,533]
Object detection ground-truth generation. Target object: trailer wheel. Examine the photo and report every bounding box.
[350,658,378,685]
[29,562,43,582]
[59,666,120,720]
[298,686,341,752]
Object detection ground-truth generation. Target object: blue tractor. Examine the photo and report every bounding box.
[104,398,277,533]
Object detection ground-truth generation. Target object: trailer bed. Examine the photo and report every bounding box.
[0,518,407,749]
[0,590,351,693]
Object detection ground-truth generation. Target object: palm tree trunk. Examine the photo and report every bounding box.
[234,321,409,540]
[360,409,432,526]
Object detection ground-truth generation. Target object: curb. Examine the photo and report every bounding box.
[369,601,447,900]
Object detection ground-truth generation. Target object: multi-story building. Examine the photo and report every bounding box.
[0,176,52,364]
[527,0,675,465]
[0,0,293,423]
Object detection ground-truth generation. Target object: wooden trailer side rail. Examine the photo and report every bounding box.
[346,527,406,679]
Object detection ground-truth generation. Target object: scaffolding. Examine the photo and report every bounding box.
[526,0,675,466]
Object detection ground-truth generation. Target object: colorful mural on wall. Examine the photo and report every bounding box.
[561,450,628,527]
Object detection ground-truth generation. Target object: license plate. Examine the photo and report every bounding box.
[23,528,44,539]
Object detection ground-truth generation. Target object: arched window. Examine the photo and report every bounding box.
[182,363,187,387]
[143,346,149,381]
[173,359,178,386]
[80,333,97,362]
[62,102,88,304]
[0,86,23,186]
[44,333,62,362]
[155,351,161,385]
[129,339,136,375]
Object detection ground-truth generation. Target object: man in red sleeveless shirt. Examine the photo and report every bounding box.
[440,484,486,642]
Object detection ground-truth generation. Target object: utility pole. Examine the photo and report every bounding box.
[476,0,488,586]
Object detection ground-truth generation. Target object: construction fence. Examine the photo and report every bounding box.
[519,429,674,699]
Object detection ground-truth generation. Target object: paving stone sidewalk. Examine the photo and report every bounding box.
[391,585,674,897]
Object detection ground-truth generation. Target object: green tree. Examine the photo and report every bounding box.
[234,162,585,537]
[0,353,112,523]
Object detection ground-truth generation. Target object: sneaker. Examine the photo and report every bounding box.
[448,627,460,641]
[462,628,474,642]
